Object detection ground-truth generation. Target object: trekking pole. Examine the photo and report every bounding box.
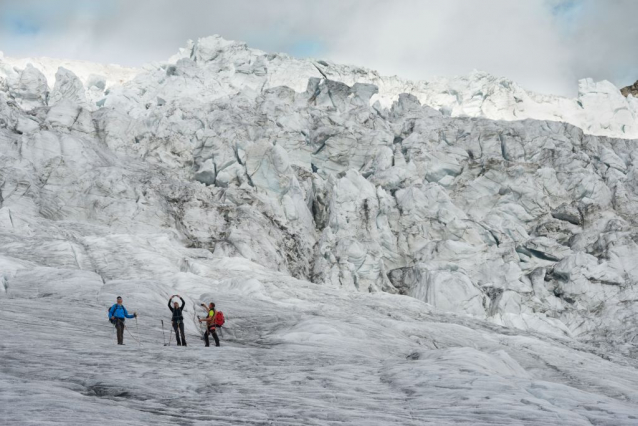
[194,310,203,340]
[136,316,140,345]
[161,320,167,346]
[167,325,173,346]
[197,316,206,340]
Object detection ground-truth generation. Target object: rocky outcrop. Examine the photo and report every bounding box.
[621,80,638,97]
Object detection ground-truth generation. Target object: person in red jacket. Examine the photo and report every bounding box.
[198,302,220,347]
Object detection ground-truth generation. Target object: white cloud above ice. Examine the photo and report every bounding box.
[0,0,636,96]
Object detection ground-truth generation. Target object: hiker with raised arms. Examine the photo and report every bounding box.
[108,296,137,345]
[168,294,187,346]
[198,302,222,347]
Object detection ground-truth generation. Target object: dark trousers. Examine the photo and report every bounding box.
[115,319,125,345]
[172,320,186,346]
[204,327,220,347]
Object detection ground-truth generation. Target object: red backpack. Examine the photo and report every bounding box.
[213,311,225,327]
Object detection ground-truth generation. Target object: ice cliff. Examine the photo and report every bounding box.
[1,36,638,424]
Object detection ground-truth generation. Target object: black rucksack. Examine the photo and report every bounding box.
[108,304,122,324]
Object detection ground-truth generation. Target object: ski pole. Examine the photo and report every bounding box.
[161,320,167,345]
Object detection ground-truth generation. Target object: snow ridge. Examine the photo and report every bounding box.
[3,35,636,138]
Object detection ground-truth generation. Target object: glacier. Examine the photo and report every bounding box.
[1,35,638,424]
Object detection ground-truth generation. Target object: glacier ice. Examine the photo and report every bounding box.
[1,35,638,424]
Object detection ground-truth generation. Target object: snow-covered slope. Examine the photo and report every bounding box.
[3,259,638,424]
[1,36,638,424]
[0,51,139,92]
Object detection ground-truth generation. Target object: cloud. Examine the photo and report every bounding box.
[562,0,638,85]
[0,0,636,96]
[326,0,575,95]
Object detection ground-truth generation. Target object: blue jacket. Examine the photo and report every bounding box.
[109,304,135,320]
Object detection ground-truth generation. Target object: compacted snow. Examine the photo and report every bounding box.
[1,36,638,424]
[2,260,638,424]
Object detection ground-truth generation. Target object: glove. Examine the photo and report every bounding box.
[134,313,138,318]
[110,316,114,321]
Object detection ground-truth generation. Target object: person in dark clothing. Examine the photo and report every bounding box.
[108,296,137,345]
[199,302,220,347]
[168,294,187,346]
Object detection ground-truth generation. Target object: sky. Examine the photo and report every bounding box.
[0,0,636,97]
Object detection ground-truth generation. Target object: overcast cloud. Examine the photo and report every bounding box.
[0,0,636,96]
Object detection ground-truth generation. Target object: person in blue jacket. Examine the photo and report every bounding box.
[108,296,137,345]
